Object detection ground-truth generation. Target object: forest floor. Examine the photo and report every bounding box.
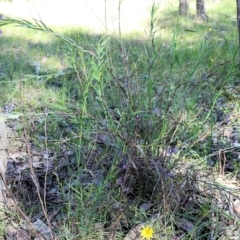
[0,0,240,239]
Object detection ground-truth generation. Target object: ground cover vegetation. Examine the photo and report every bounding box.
[0,0,240,239]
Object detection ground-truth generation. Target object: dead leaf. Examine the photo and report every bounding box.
[32,219,51,240]
[139,202,153,211]
[233,199,240,215]
[177,218,195,233]
[233,141,240,148]
[6,227,30,240]
[223,127,233,138]
[123,223,144,240]
[8,152,27,161]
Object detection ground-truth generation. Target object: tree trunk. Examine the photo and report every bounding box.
[179,0,189,16]
[237,0,240,64]
[196,0,208,21]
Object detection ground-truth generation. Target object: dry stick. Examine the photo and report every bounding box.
[104,0,108,35]
[43,111,51,226]
[118,0,122,39]
[23,129,54,239]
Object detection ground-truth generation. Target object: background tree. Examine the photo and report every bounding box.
[196,0,208,21]
[179,0,189,16]
[179,0,208,21]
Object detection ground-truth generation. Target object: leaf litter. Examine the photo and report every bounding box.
[1,97,240,239]
[1,60,240,239]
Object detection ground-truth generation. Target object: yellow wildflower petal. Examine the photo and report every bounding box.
[140,225,154,239]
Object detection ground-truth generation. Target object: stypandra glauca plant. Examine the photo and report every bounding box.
[0,8,219,166]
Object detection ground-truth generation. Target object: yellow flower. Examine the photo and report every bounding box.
[140,225,154,239]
